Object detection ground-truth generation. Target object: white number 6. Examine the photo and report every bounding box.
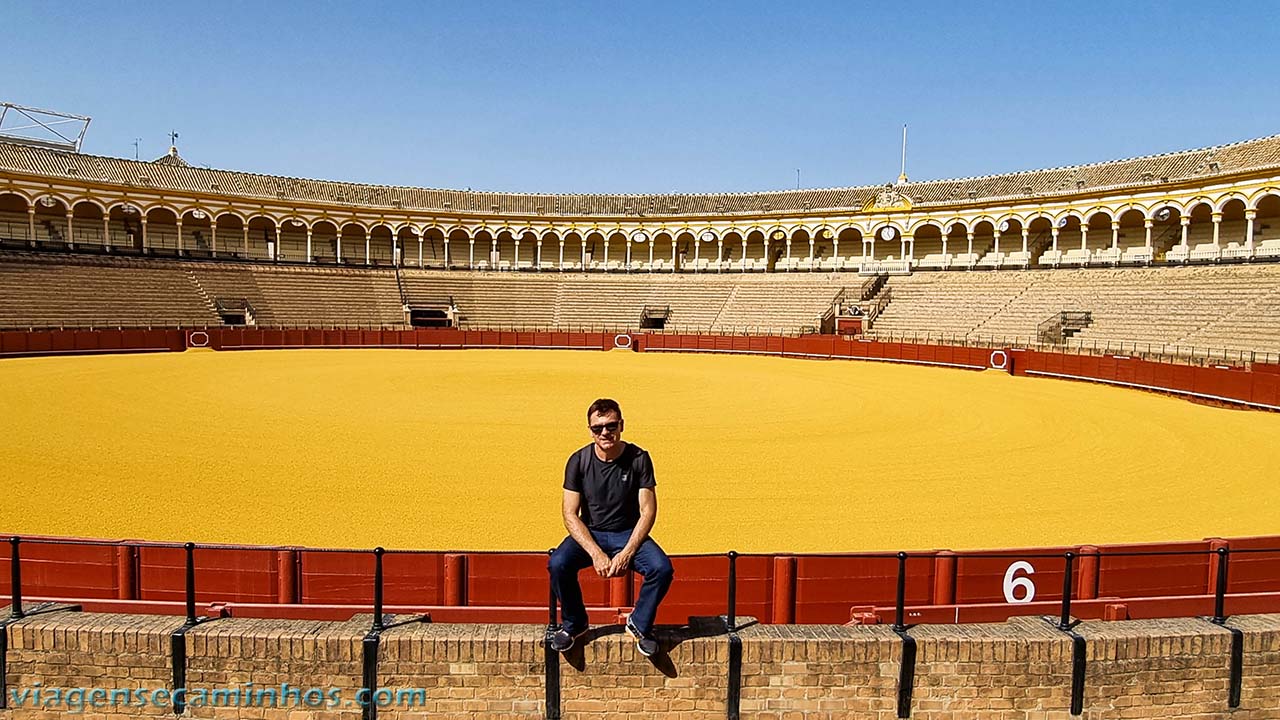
[1003,561,1036,604]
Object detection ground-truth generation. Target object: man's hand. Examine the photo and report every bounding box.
[592,550,612,577]
[607,549,634,578]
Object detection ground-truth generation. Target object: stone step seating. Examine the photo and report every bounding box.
[711,283,846,333]
[871,265,1280,352]
[0,252,216,328]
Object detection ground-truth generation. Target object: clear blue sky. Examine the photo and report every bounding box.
[6,1,1279,194]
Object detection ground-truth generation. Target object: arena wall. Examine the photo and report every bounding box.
[3,609,1279,718]
[1,326,1276,411]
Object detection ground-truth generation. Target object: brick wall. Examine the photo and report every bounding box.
[4,607,1280,718]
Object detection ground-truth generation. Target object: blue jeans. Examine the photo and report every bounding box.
[548,529,674,636]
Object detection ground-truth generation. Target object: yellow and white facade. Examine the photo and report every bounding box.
[1,135,1278,272]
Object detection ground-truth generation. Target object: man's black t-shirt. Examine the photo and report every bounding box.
[563,442,656,532]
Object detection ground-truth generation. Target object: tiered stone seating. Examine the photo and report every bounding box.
[208,264,404,326]
[0,252,216,328]
[870,272,1039,339]
[871,265,1280,353]
[399,270,851,332]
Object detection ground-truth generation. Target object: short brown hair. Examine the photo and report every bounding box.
[587,398,622,421]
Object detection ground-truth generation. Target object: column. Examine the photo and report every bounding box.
[558,240,565,270]
[210,223,216,256]
[66,212,75,248]
[514,237,522,269]
[940,233,947,257]
[717,240,724,272]
[103,216,112,252]
[1079,225,1088,252]
[536,240,543,270]
[306,229,314,262]
[141,218,149,253]
[1021,229,1029,256]
[1111,221,1120,251]
[625,238,632,270]
[1143,219,1153,249]
[417,235,423,267]
[833,237,841,265]
[442,237,451,268]
[693,237,700,269]
[603,238,610,269]
[1180,217,1190,249]
[274,226,281,261]
[468,238,475,269]
[763,237,771,270]
[1051,228,1059,253]
[1211,212,1222,248]
[336,231,343,263]
[176,220,184,254]
[242,226,249,257]
[785,239,792,264]
[993,228,1001,256]
[27,208,35,246]
[898,235,906,259]
[648,239,655,271]
[966,232,974,258]
[740,237,747,272]
[868,237,875,263]
[1246,210,1257,252]
[364,232,371,265]
[807,237,814,264]
[491,237,498,268]
[905,234,915,263]
[670,237,677,272]
[580,239,586,271]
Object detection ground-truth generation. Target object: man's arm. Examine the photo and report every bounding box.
[608,487,656,577]
[563,489,612,577]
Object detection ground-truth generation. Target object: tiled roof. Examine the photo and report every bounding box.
[1,134,1278,217]
[151,146,189,167]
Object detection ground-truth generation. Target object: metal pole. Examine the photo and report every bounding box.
[183,542,197,624]
[1058,552,1075,631]
[1212,547,1230,625]
[727,551,738,632]
[372,547,385,631]
[9,537,23,619]
[894,552,908,632]
[547,548,558,627]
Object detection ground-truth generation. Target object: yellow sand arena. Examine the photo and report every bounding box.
[1,349,1277,553]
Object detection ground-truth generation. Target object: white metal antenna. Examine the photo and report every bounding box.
[898,125,908,184]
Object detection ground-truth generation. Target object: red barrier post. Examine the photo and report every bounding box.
[276,550,299,604]
[1207,538,1229,594]
[931,551,956,606]
[1078,545,1099,600]
[115,544,136,601]
[609,573,632,607]
[444,554,467,606]
[771,556,796,624]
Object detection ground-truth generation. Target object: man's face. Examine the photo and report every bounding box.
[588,410,623,453]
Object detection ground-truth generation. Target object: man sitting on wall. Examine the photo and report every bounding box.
[548,398,674,657]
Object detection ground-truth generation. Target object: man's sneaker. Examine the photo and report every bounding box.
[625,617,659,657]
[549,624,588,652]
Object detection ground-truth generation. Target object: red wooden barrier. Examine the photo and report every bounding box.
[953,548,1074,605]
[299,550,446,605]
[0,541,119,599]
[1224,536,1280,594]
[1094,541,1212,599]
[793,555,928,624]
[467,552,607,607]
[139,545,279,604]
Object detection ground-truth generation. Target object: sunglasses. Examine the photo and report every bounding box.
[589,421,621,435]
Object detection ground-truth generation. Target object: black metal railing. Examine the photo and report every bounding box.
[4,537,1277,634]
